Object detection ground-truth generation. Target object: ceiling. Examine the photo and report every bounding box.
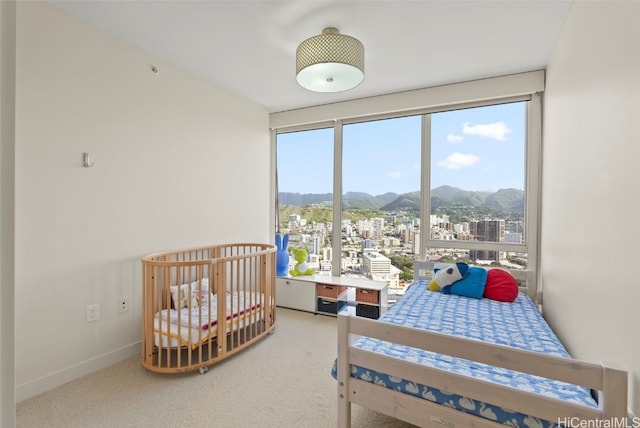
[50,1,572,113]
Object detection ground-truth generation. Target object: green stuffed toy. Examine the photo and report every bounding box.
[289,248,315,276]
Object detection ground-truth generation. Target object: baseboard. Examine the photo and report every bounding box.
[16,341,140,402]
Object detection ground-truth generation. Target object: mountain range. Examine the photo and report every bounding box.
[278,185,524,213]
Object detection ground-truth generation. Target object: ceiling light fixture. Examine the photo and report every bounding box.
[296,27,364,93]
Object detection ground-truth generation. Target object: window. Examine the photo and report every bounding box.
[342,116,421,300]
[276,127,333,273]
[428,102,529,270]
[275,97,539,303]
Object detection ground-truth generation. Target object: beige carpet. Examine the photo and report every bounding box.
[17,308,417,428]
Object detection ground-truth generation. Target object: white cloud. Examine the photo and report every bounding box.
[447,134,464,143]
[438,153,480,170]
[387,170,401,179]
[462,121,511,141]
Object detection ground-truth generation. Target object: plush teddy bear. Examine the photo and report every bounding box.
[289,248,315,276]
[427,262,470,291]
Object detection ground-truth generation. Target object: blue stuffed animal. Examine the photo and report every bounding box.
[427,262,469,291]
[275,233,289,277]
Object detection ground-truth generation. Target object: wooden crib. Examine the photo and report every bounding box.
[141,243,276,374]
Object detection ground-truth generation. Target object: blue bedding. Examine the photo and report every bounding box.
[332,280,598,427]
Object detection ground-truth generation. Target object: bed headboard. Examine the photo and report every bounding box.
[413,261,538,302]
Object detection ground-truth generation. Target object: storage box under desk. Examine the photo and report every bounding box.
[355,288,379,304]
[316,284,347,299]
[317,298,347,315]
[355,303,380,319]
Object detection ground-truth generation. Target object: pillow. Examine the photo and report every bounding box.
[483,269,518,302]
[170,278,211,309]
[427,262,469,291]
[442,266,487,299]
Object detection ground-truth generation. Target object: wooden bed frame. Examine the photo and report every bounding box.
[141,243,276,374]
[336,262,628,427]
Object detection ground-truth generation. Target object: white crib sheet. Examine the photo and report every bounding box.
[153,291,264,349]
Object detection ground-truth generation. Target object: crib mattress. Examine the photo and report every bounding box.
[154,291,264,349]
[332,280,598,427]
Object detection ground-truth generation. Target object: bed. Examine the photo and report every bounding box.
[141,243,276,374]
[334,261,628,427]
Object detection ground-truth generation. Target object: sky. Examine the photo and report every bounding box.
[276,101,526,195]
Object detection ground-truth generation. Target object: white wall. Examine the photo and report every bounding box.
[542,0,640,414]
[14,2,270,401]
[1,1,17,424]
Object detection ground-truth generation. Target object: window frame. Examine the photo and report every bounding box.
[272,91,542,298]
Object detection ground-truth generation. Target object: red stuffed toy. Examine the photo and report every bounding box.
[483,269,518,302]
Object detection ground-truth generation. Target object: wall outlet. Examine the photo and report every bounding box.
[86,304,100,323]
[118,298,129,313]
